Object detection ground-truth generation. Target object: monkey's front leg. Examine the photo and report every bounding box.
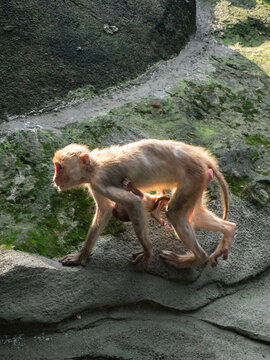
[59,194,112,267]
[96,185,153,267]
[129,201,152,267]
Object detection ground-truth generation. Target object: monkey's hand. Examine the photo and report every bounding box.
[132,250,152,267]
[122,177,132,191]
[122,177,144,198]
[59,253,89,267]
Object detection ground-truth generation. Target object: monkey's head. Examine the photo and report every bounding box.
[53,143,91,191]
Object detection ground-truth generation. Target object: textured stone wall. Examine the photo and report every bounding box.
[0,0,196,119]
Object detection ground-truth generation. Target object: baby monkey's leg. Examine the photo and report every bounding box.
[112,179,172,231]
[123,179,171,230]
[146,191,172,230]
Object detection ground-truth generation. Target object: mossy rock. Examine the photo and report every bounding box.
[0,127,128,258]
[1,0,270,257]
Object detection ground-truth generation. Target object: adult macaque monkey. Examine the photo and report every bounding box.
[53,139,236,268]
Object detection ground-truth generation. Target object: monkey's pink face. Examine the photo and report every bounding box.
[53,162,67,190]
[53,156,88,191]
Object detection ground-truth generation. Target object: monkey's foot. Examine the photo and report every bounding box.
[160,250,207,268]
[132,251,152,267]
[209,223,235,267]
[59,253,88,267]
[209,245,229,268]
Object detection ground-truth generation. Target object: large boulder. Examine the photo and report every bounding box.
[0,0,196,120]
[1,203,270,358]
[0,201,269,326]
[1,0,270,358]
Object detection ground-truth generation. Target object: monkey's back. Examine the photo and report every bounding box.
[91,139,216,191]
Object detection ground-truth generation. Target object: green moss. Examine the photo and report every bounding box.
[64,84,97,104]
[212,0,270,75]
[196,125,215,141]
[0,127,125,258]
[102,218,125,237]
[244,135,270,147]
[225,175,252,196]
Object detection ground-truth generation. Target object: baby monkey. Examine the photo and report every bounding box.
[112,178,172,230]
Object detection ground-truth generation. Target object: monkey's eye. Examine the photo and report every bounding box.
[55,163,63,171]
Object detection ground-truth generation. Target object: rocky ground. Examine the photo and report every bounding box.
[0,0,270,359]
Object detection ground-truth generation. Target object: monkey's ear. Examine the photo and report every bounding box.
[79,153,90,167]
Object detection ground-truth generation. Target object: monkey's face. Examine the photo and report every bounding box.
[53,155,89,191]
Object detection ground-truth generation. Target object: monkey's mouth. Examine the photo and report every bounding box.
[54,182,81,192]
[53,182,65,191]
[57,184,67,191]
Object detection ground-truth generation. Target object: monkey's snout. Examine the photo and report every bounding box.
[54,176,61,186]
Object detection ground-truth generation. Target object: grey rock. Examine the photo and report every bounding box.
[0,0,270,357]
[0,0,196,120]
[104,24,119,35]
[0,202,269,330]
[194,270,270,343]
[3,25,15,32]
[1,311,270,360]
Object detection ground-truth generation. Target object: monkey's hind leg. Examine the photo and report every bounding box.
[160,187,208,269]
[192,201,236,267]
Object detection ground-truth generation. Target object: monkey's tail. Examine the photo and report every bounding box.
[212,167,229,220]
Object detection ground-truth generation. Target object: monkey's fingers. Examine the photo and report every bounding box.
[59,254,73,263]
[132,251,144,258]
[164,224,172,231]
[132,253,145,265]
[157,196,170,204]
[209,247,229,268]
[122,178,131,189]
[160,251,182,268]
[209,256,218,268]
[59,254,87,267]
[132,251,151,267]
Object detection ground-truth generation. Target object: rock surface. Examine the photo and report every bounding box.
[1,202,270,358]
[0,0,196,120]
[1,0,270,359]
[1,310,269,360]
